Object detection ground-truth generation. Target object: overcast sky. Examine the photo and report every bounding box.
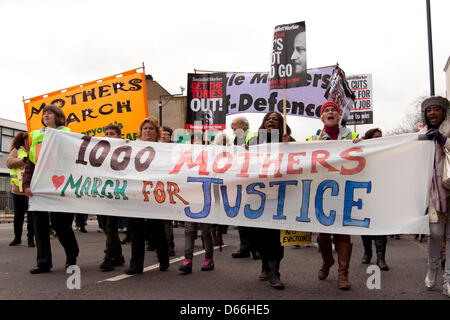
[1,0,449,140]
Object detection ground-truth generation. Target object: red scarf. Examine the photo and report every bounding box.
[324,125,339,140]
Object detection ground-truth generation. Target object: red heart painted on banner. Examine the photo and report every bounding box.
[52,175,65,190]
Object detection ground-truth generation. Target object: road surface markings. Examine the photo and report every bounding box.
[98,245,228,283]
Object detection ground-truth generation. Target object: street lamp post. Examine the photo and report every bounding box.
[426,0,435,96]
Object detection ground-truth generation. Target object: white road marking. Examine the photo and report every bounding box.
[98,245,228,283]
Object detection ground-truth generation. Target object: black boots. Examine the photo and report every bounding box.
[361,236,372,264]
[9,238,21,246]
[259,258,270,281]
[375,236,389,271]
[318,239,335,280]
[268,260,284,290]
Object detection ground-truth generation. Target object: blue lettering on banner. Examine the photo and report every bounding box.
[184,177,223,218]
[220,185,242,217]
[269,180,298,220]
[343,181,371,228]
[297,180,312,222]
[244,183,266,219]
[181,178,371,229]
[315,180,339,226]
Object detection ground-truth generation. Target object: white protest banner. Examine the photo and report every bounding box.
[225,66,334,119]
[29,129,432,235]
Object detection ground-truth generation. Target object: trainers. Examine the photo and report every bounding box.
[201,259,214,271]
[65,258,77,269]
[443,282,450,297]
[425,268,439,289]
[179,259,192,274]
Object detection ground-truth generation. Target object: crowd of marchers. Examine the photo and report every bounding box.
[6,96,449,297]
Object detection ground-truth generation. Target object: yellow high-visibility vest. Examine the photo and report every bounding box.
[29,126,71,164]
[307,131,358,141]
[10,148,28,192]
[233,130,256,145]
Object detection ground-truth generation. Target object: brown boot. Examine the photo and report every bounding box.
[337,242,352,290]
[318,239,335,280]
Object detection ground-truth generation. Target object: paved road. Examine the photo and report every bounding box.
[0,219,447,302]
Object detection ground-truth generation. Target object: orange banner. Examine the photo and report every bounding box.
[23,68,148,140]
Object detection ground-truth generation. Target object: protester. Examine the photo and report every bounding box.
[124,117,169,275]
[307,100,360,290]
[229,117,260,260]
[442,236,447,270]
[210,131,230,248]
[6,132,34,247]
[419,96,450,297]
[160,126,173,143]
[179,132,215,274]
[98,123,126,272]
[160,126,176,257]
[23,104,79,274]
[231,117,256,146]
[246,111,294,289]
[120,218,131,244]
[75,213,88,233]
[358,128,389,271]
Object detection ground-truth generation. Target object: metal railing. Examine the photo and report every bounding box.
[0,193,14,220]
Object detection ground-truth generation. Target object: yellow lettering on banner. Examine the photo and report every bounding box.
[281,230,311,246]
[23,68,148,140]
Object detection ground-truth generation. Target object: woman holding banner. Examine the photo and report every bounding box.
[6,132,35,247]
[419,96,450,297]
[6,132,34,247]
[307,100,359,290]
[179,131,216,274]
[23,104,79,274]
[124,117,170,275]
[247,111,294,290]
[359,128,389,271]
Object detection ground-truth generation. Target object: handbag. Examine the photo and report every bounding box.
[442,146,450,190]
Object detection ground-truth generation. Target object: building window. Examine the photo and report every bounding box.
[1,127,26,153]
[0,176,11,193]
[1,135,13,153]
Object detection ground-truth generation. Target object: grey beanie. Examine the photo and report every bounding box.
[421,96,449,113]
[422,96,449,128]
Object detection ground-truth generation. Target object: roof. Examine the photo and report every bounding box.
[0,117,27,131]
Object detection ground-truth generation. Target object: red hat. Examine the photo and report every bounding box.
[320,101,341,115]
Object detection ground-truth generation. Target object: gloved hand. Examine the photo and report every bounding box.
[423,128,447,145]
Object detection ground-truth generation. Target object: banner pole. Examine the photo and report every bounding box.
[283,88,287,134]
